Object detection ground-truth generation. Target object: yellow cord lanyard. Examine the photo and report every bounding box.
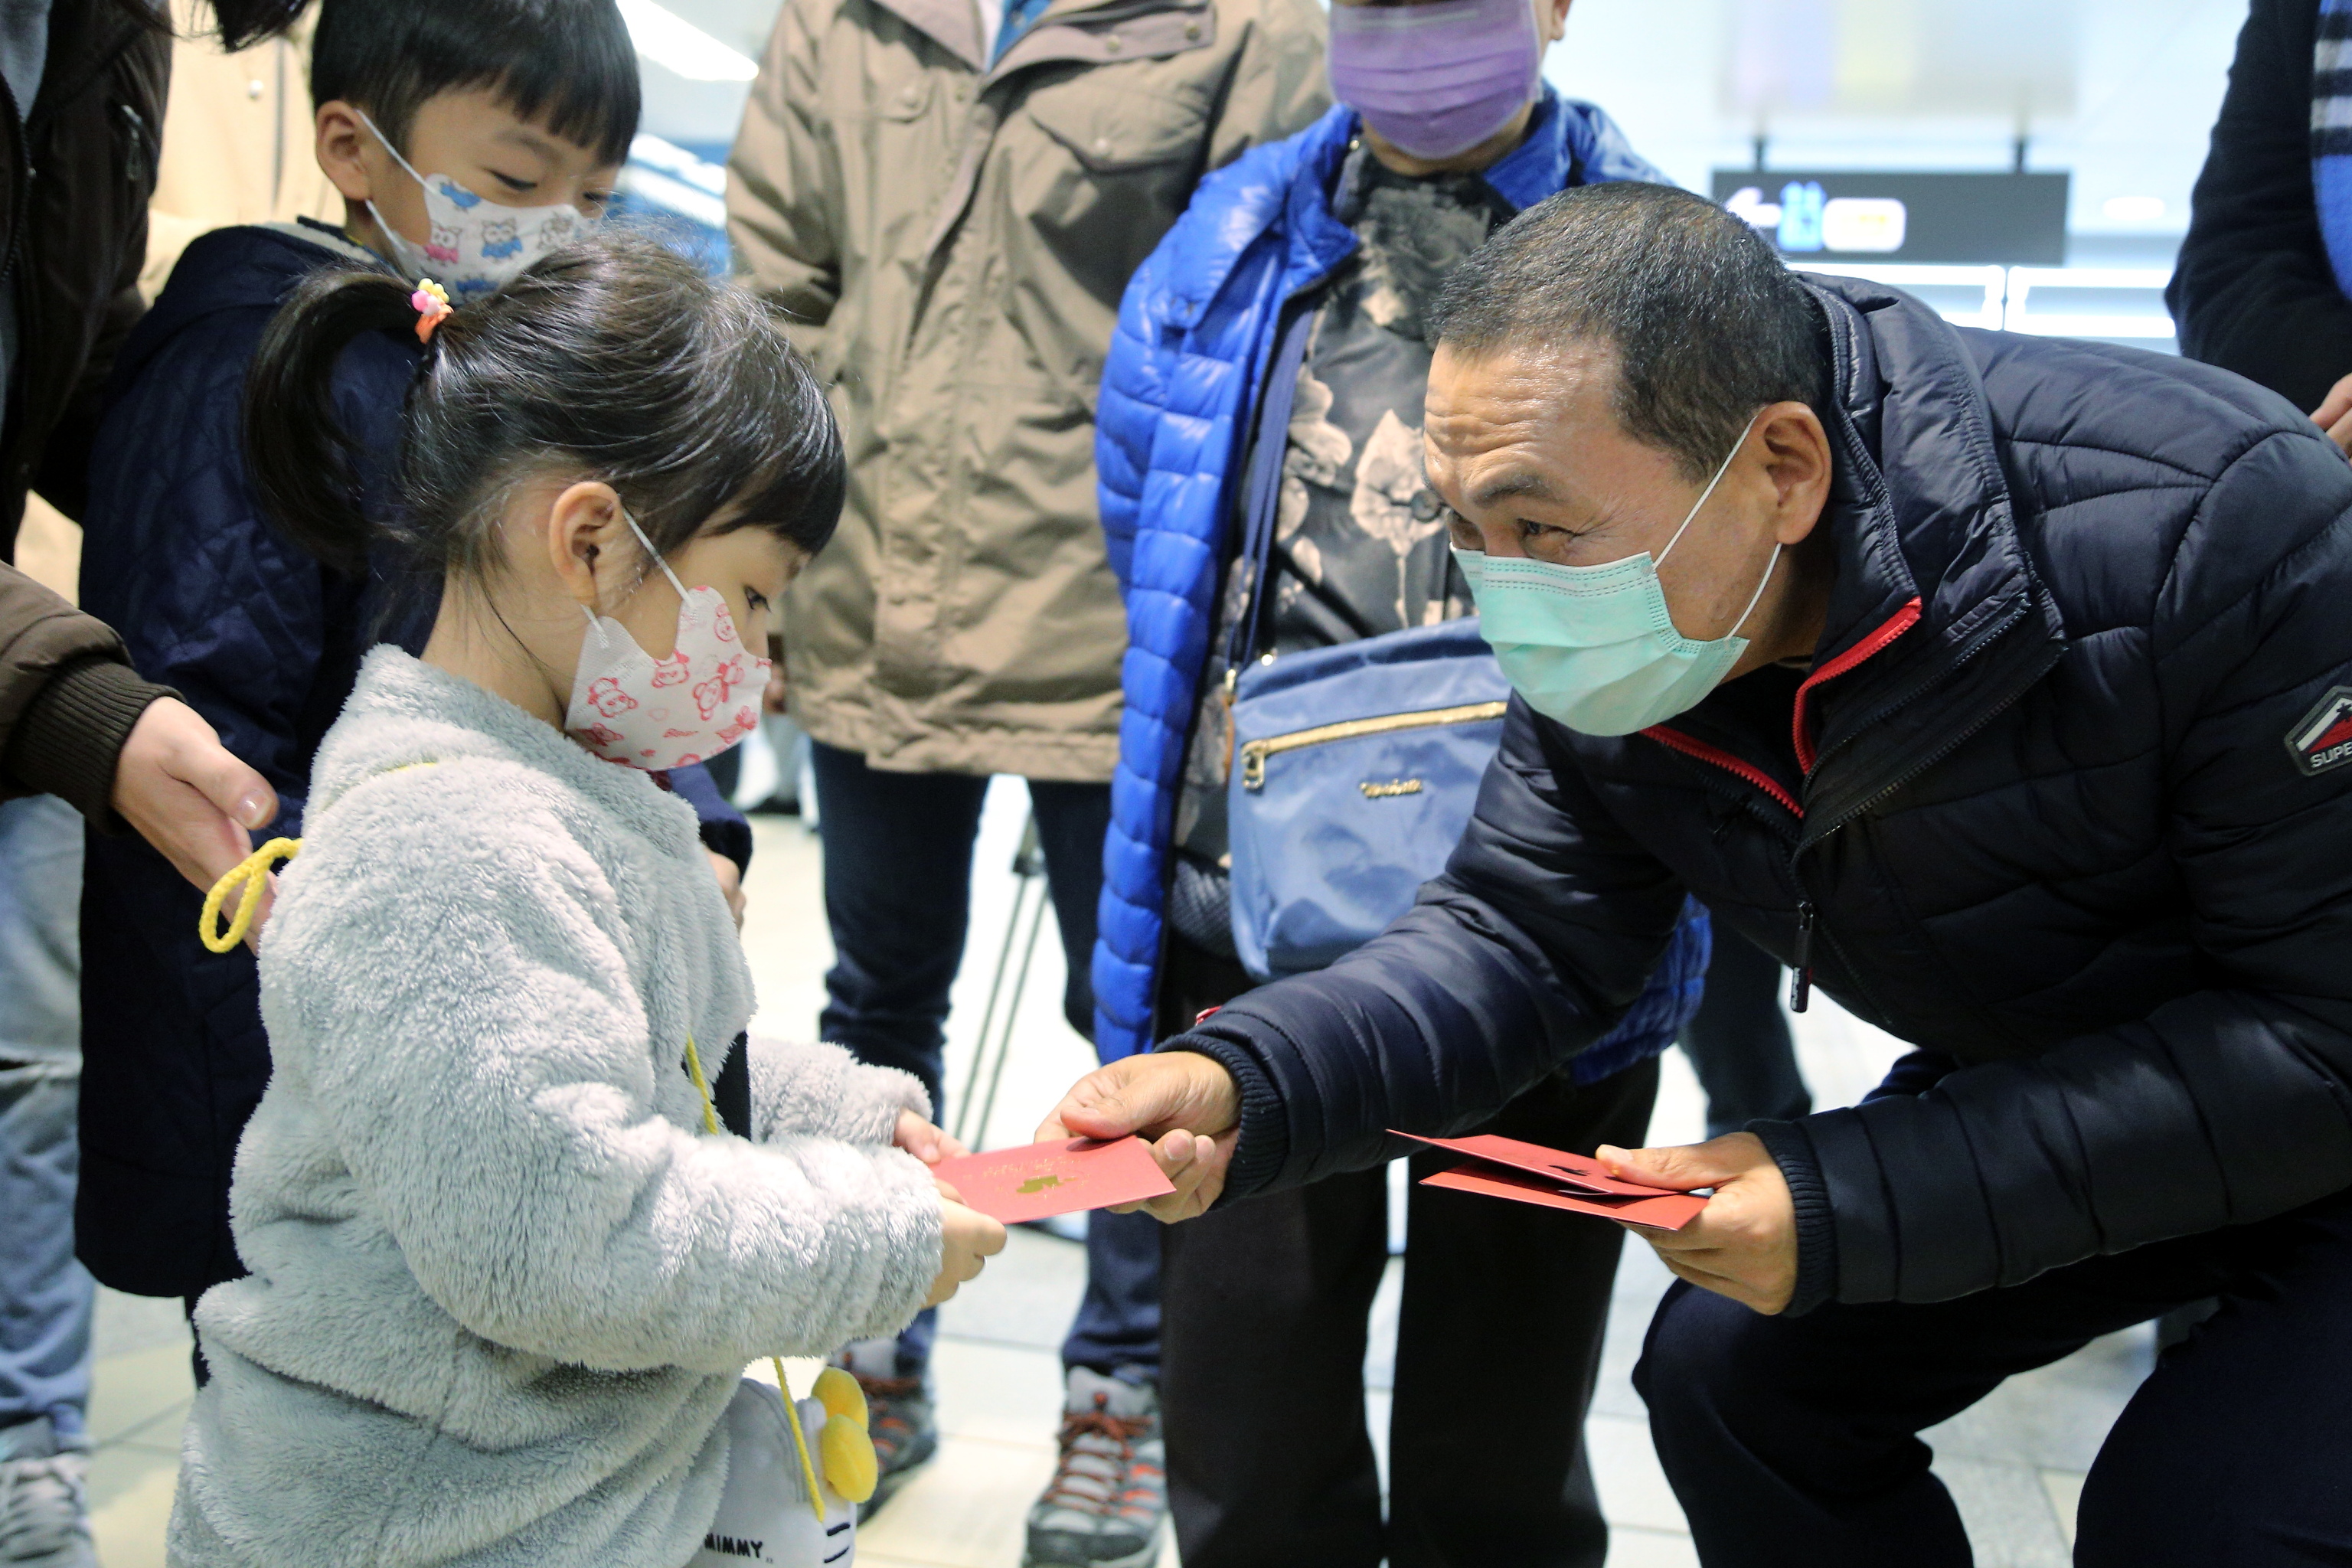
[683,1034,831,1522]
[199,838,302,953]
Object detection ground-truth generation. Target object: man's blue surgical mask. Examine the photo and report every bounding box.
[1454,418,1779,737]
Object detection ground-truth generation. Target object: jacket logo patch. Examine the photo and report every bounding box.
[2288,686,2352,776]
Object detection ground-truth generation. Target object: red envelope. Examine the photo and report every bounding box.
[930,1136,1177,1224]
[1388,1131,1683,1197]
[1390,1129,1710,1230]
[1419,1165,1708,1230]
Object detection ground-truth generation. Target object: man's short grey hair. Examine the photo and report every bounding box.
[1428,182,1831,482]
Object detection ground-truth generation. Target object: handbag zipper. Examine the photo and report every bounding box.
[1238,700,1508,791]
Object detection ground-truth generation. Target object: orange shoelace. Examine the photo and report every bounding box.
[1039,1406,1155,1514]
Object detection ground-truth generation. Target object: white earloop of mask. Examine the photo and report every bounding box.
[577,508,694,637]
[1654,412,1780,642]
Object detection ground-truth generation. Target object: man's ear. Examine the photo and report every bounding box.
[546,482,629,611]
[1544,0,1573,46]
[315,101,378,204]
[1758,402,1833,547]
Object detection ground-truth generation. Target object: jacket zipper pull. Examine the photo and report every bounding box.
[1789,900,1816,1014]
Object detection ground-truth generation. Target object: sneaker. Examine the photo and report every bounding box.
[827,1338,937,1521]
[0,1418,96,1568]
[1023,1367,1165,1568]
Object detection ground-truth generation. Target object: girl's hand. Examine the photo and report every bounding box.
[763,636,789,715]
[926,1181,1005,1306]
[706,851,745,928]
[893,1110,966,1165]
[2313,371,2352,458]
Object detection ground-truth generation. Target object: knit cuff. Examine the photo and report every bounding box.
[2,655,172,825]
[1749,1117,1839,1316]
[1158,1033,1289,1204]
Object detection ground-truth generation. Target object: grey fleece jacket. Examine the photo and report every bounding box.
[168,648,941,1568]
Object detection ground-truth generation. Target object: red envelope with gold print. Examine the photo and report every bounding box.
[1391,1129,1709,1230]
[930,1136,1177,1224]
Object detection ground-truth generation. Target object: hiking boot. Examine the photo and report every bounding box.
[828,1338,937,1522]
[1023,1367,1165,1568]
[0,1418,95,1568]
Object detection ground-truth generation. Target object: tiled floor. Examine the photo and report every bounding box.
[81,784,2151,1565]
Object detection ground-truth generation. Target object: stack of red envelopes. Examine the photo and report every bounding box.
[1391,1131,1710,1230]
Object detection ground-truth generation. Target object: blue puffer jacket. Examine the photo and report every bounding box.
[1090,90,1706,1063]
[75,222,750,1298]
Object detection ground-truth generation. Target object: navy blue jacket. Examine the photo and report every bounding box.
[2170,0,2352,413]
[1089,92,1680,1060]
[1171,273,2352,1314]
[75,223,750,1298]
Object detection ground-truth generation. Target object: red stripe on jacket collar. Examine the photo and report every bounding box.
[1639,597,1924,815]
[1792,598,1923,773]
[1641,724,1804,818]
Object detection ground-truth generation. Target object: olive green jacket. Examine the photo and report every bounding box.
[728,0,1327,779]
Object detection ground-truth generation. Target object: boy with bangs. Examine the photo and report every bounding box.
[73,0,756,1332]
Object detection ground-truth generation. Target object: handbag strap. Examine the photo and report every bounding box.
[1225,301,1320,674]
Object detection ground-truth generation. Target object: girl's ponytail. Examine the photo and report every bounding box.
[243,270,417,574]
[201,0,315,52]
[248,232,844,590]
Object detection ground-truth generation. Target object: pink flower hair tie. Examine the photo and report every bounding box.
[410,279,452,344]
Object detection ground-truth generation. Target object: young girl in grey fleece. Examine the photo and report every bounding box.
[165,234,1006,1567]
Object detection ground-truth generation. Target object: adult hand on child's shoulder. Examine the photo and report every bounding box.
[706,849,746,927]
[1037,1050,1241,1223]
[893,1110,966,1165]
[114,697,278,897]
[926,1180,1005,1307]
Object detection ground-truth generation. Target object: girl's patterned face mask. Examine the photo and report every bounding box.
[357,111,596,299]
[566,511,770,773]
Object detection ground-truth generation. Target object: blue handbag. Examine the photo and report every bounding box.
[1223,305,1511,979]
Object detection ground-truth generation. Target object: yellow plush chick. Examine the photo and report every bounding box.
[813,1366,869,1429]
[820,1413,879,1504]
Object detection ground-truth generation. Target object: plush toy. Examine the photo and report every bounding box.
[673,1040,881,1566]
[692,1367,878,1566]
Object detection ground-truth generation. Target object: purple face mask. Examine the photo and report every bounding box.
[1328,0,1543,163]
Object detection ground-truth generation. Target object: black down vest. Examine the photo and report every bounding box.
[1172,273,2352,1313]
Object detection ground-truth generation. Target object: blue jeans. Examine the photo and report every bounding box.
[0,795,92,1446]
[809,742,1160,1377]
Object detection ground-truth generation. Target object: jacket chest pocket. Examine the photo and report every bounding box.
[842,69,962,243]
[1011,77,1209,298]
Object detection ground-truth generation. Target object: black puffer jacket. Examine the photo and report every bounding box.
[2169,0,2352,414]
[1171,273,2352,1314]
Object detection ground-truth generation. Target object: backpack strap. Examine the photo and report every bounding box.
[1225,302,1321,674]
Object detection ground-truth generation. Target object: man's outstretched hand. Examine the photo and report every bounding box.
[1038,1051,1243,1222]
[1597,1132,1798,1315]
[113,698,276,894]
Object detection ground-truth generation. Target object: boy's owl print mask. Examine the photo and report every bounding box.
[356,111,599,298]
